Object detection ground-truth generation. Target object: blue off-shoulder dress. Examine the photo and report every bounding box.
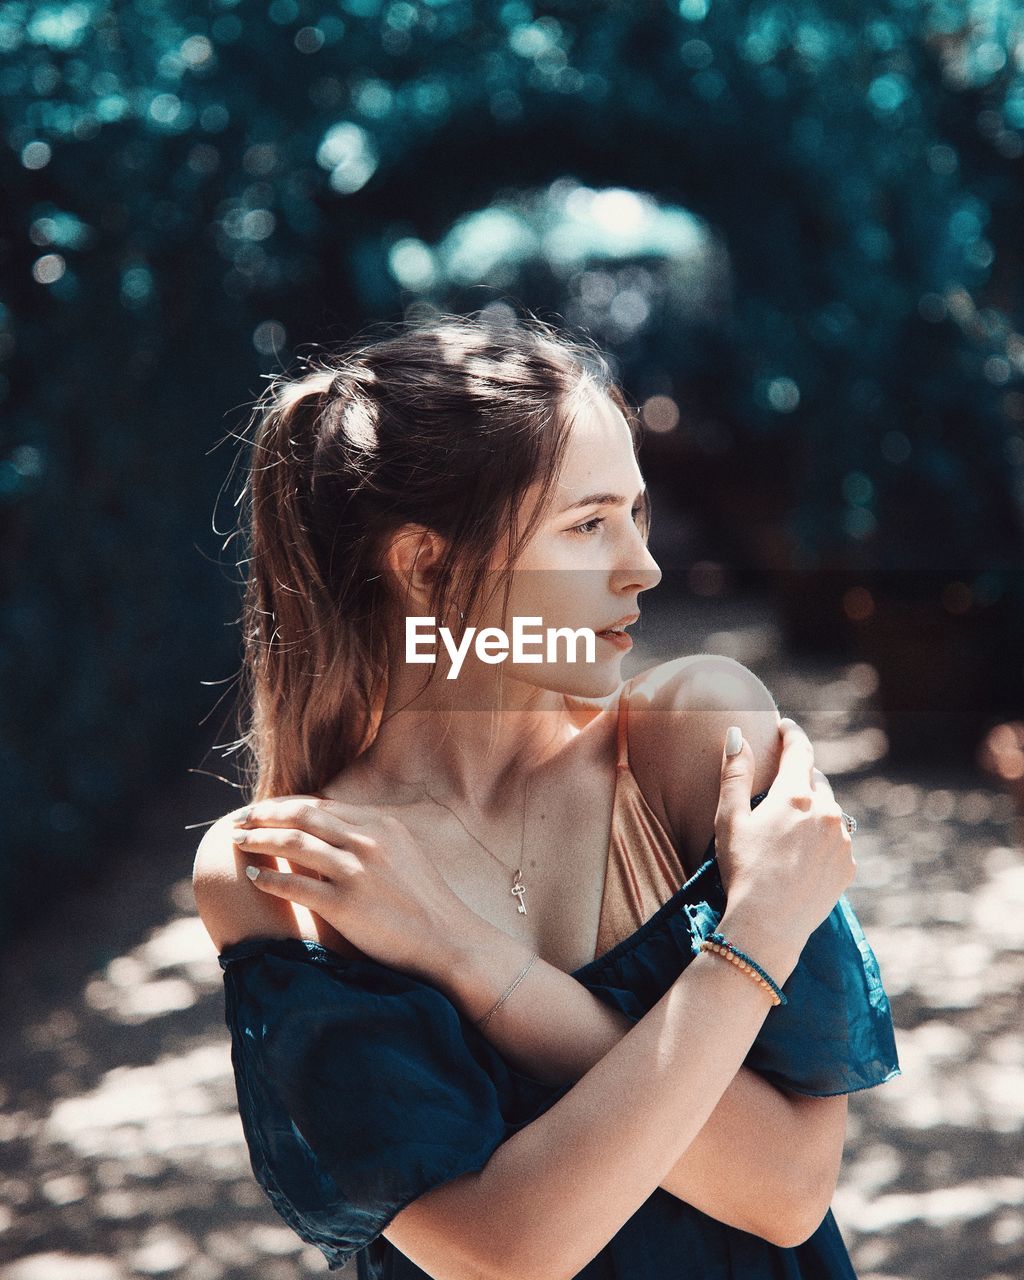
[218,788,901,1278]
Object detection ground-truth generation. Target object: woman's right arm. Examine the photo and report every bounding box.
[197,825,809,1280]
[383,721,854,1280]
[385,899,805,1280]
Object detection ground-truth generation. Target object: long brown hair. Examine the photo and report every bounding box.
[229,309,651,801]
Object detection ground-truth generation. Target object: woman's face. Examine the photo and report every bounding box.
[481,389,663,699]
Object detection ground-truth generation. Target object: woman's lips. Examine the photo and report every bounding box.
[597,628,633,651]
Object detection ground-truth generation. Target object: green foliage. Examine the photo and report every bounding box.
[1,0,1022,932]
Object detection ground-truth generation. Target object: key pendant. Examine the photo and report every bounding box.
[511,869,527,915]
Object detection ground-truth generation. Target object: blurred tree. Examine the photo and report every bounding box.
[1,0,1022,933]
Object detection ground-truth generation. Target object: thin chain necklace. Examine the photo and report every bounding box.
[364,763,532,916]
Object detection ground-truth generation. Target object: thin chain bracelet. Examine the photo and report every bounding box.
[475,954,538,1029]
[699,931,788,1007]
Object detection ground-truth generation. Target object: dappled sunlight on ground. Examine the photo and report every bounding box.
[0,809,347,1279]
[1,596,1021,1278]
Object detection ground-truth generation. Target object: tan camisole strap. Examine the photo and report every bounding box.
[591,676,690,962]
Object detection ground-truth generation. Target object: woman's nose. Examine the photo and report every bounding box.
[616,527,662,594]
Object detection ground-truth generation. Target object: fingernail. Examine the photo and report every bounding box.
[230,829,247,844]
[725,726,743,757]
[233,807,252,825]
[245,865,260,881]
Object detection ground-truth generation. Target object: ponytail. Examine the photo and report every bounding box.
[238,367,387,801]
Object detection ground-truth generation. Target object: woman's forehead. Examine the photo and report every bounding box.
[555,394,642,495]
[507,388,643,545]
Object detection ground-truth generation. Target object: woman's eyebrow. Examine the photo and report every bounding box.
[559,486,647,513]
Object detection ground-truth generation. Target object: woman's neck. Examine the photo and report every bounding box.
[360,704,571,813]
[348,658,613,812]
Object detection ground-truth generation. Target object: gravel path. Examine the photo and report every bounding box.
[2,590,1021,1280]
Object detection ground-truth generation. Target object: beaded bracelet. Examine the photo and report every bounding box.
[698,931,788,1007]
[475,954,538,1029]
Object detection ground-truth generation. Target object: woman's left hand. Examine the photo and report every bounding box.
[230,795,476,984]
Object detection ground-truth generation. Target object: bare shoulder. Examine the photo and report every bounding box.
[192,811,310,954]
[625,655,784,871]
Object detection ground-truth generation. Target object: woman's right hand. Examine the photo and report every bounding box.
[712,717,856,947]
[228,795,485,985]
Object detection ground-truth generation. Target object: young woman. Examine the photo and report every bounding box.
[194,311,900,1280]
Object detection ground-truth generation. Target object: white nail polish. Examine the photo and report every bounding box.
[725,726,743,757]
[245,865,260,881]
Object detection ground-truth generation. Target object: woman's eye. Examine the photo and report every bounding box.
[570,506,644,537]
[570,516,605,536]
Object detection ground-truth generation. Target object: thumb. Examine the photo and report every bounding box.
[719,725,754,817]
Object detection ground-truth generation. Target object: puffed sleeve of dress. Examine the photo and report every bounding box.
[573,788,902,1098]
[219,937,573,1272]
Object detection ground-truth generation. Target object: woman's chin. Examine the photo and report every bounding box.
[503,655,626,700]
[556,661,625,699]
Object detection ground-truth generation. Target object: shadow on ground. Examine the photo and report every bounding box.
[2,590,1022,1280]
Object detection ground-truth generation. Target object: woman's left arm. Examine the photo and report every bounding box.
[438,911,846,1248]
[434,658,850,1245]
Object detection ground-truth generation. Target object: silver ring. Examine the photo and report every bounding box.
[840,811,858,836]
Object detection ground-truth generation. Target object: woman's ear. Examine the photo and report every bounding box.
[383,523,450,613]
